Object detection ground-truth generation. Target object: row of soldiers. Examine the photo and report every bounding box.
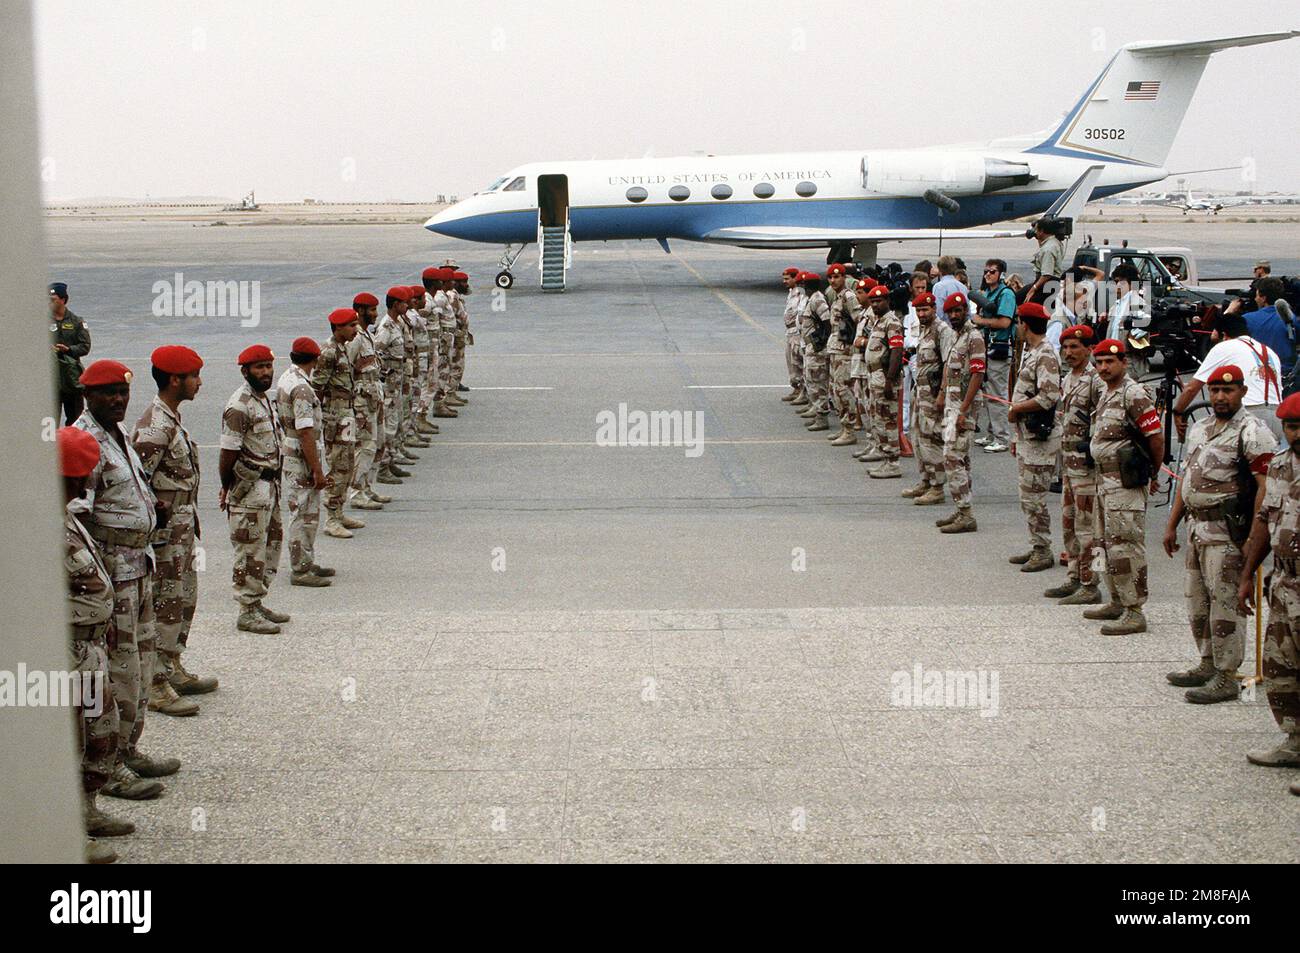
[778,265,1300,796]
[56,266,476,862]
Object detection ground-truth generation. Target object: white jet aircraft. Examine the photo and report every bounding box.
[424,31,1297,291]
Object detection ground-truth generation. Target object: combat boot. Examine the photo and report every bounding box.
[445,393,467,407]
[827,425,846,441]
[940,510,977,534]
[852,444,876,460]
[935,510,959,527]
[124,749,180,777]
[1100,608,1147,635]
[1165,657,1215,688]
[901,481,928,499]
[914,486,946,506]
[791,395,810,408]
[101,763,164,800]
[805,414,829,432]
[85,840,117,864]
[84,794,135,837]
[860,448,888,463]
[323,517,354,539]
[1185,670,1239,704]
[433,402,459,418]
[1043,580,1080,599]
[368,490,393,504]
[1021,550,1055,573]
[781,388,801,403]
[311,563,335,578]
[1059,585,1102,605]
[1083,602,1125,621]
[416,419,438,435]
[237,609,280,634]
[398,447,421,461]
[868,460,902,479]
[148,678,199,717]
[1246,732,1300,767]
[350,494,382,511]
[1008,550,1034,565]
[169,655,218,695]
[259,604,290,624]
[831,429,857,447]
[291,571,332,587]
[376,468,403,485]
[388,463,411,478]
[798,406,817,419]
[339,514,365,530]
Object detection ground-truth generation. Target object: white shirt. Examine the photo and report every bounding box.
[1106,289,1146,341]
[1194,336,1284,407]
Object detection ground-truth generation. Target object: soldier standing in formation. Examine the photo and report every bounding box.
[901,290,953,506]
[780,267,806,406]
[1238,393,1300,794]
[314,308,363,534]
[797,272,832,433]
[859,284,904,479]
[219,345,288,634]
[373,288,413,484]
[277,337,334,588]
[936,293,984,533]
[824,264,858,446]
[451,270,473,397]
[1005,303,1062,572]
[1084,339,1165,636]
[348,293,391,503]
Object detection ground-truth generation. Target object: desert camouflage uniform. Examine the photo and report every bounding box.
[800,290,831,415]
[372,313,407,468]
[131,396,200,684]
[406,308,430,424]
[65,507,119,795]
[220,382,283,608]
[312,336,357,517]
[1090,378,1162,609]
[74,410,157,756]
[452,287,469,389]
[1059,364,1105,586]
[826,286,859,422]
[396,314,418,445]
[1259,448,1300,732]
[911,319,954,487]
[865,309,905,462]
[1011,339,1063,553]
[434,288,457,401]
[277,364,324,575]
[415,291,439,414]
[349,326,384,495]
[784,285,806,393]
[942,323,987,510]
[1180,408,1277,672]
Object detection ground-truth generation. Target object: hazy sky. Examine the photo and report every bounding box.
[32,0,1300,201]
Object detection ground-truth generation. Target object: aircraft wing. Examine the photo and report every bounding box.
[697,226,1025,249]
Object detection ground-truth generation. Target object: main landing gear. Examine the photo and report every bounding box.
[495,243,528,289]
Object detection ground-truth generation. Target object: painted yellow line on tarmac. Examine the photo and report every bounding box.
[673,256,783,344]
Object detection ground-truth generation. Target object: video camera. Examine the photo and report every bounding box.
[1129,295,1204,374]
[1024,215,1073,241]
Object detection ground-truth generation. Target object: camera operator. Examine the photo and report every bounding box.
[972,259,1016,453]
[1172,311,1283,448]
[1228,276,1296,383]
[1025,218,1065,306]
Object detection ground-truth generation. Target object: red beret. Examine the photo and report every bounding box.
[1206,364,1245,386]
[912,292,936,308]
[1017,302,1049,320]
[453,271,468,281]
[1093,338,1125,357]
[291,336,321,357]
[386,286,409,300]
[865,285,890,300]
[1277,392,1300,420]
[826,264,845,277]
[150,346,203,375]
[421,266,440,280]
[943,292,968,312]
[434,268,455,281]
[58,426,100,478]
[328,308,358,326]
[237,344,275,365]
[1063,324,1094,341]
[406,286,424,298]
[801,271,821,282]
[782,267,799,277]
[79,359,133,388]
[857,277,878,291]
[353,292,379,307]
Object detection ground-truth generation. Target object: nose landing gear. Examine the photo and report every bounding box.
[495,243,528,290]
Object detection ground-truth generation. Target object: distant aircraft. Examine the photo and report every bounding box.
[1169,189,1225,215]
[424,31,1299,290]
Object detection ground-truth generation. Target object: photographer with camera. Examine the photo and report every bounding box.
[1006,303,1062,572]
[1083,339,1165,636]
[972,259,1017,453]
[1172,311,1283,449]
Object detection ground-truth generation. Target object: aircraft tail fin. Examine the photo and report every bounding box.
[1026,31,1298,167]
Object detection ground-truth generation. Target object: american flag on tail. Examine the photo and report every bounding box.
[1124,81,1161,101]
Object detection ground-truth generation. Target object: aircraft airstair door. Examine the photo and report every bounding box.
[537,174,570,291]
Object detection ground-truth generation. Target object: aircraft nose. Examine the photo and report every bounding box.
[423,205,462,233]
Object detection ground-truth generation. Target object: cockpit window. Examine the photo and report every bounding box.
[483,176,509,192]
[503,176,526,192]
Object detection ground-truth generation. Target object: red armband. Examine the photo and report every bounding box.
[969,359,986,374]
[1136,409,1161,435]
[888,335,904,349]
[1250,452,1275,475]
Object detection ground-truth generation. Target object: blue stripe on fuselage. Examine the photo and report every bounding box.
[425,183,1138,245]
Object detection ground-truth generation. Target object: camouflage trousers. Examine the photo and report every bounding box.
[1185,540,1245,672]
[867,370,900,461]
[827,353,852,420]
[1098,486,1148,608]
[911,393,945,486]
[379,383,402,466]
[415,352,432,414]
[323,435,355,515]
[422,354,440,412]
[408,374,423,433]
[1263,568,1300,733]
[398,374,416,445]
[228,497,282,608]
[941,403,973,509]
[802,351,829,414]
[785,331,803,390]
[71,638,117,795]
[1017,439,1059,552]
[108,573,153,756]
[353,398,382,493]
[1062,474,1099,586]
[151,506,198,680]
[438,329,455,399]
[452,328,467,387]
[283,460,320,575]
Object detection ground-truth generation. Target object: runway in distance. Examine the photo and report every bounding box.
[423,31,1298,289]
